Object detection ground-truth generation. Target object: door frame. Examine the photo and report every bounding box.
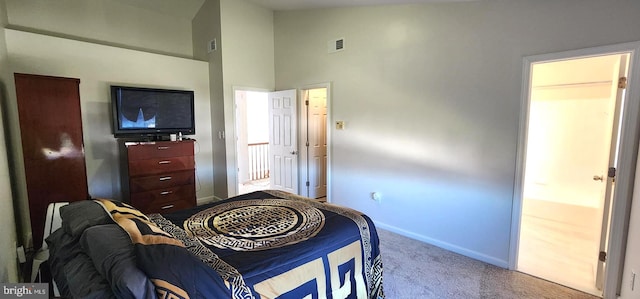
[229,84,333,201]
[298,83,332,201]
[509,41,640,298]
[230,86,270,197]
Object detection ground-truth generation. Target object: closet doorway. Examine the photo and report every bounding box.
[300,87,328,200]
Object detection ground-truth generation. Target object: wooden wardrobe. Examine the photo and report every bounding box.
[15,73,89,250]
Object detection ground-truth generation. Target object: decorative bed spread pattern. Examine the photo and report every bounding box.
[47,191,384,299]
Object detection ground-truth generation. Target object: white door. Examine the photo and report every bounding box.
[307,88,327,198]
[596,54,629,290]
[268,90,298,194]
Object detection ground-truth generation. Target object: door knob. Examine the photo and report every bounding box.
[593,175,604,181]
[290,151,297,155]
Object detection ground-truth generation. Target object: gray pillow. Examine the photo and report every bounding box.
[60,200,113,237]
[46,228,115,299]
[80,224,157,299]
[64,254,116,299]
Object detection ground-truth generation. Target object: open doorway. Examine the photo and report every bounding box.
[235,89,271,195]
[517,53,629,296]
[300,87,328,200]
[234,86,331,200]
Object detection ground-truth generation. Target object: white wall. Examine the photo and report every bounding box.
[4,0,195,58]
[525,92,612,207]
[4,29,213,247]
[273,0,640,267]
[524,55,620,208]
[0,0,18,283]
[621,152,640,298]
[220,0,275,196]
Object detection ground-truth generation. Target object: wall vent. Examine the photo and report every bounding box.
[328,38,345,53]
[208,38,217,53]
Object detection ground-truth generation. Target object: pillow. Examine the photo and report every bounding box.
[64,254,117,299]
[80,224,157,299]
[60,200,113,237]
[46,228,79,297]
[46,228,115,299]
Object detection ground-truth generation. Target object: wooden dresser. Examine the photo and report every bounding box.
[121,140,196,213]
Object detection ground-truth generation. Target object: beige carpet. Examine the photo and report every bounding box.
[378,229,599,299]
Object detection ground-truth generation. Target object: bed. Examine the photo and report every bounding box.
[46,190,385,299]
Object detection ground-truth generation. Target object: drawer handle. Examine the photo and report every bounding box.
[159,176,172,181]
[158,160,171,165]
[160,205,174,210]
[160,191,173,195]
[158,146,170,150]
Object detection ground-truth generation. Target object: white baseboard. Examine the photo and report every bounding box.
[374,221,509,269]
[197,195,223,205]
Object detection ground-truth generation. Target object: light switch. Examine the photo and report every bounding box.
[336,121,345,130]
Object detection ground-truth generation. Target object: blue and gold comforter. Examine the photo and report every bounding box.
[47,190,384,299]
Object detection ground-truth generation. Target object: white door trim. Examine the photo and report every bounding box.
[597,54,629,291]
[510,41,640,299]
[230,84,332,200]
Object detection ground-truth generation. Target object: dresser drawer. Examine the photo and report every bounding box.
[128,156,194,177]
[127,141,194,161]
[129,170,194,193]
[138,199,194,214]
[130,184,195,212]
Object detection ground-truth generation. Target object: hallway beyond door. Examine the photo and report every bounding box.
[518,199,601,296]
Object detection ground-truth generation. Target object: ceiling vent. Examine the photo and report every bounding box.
[328,38,345,53]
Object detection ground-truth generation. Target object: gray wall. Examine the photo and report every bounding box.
[193,0,228,199]
[192,0,276,198]
[4,0,195,58]
[219,0,275,196]
[274,0,640,266]
[0,0,18,283]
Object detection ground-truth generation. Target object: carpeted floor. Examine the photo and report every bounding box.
[377,229,600,299]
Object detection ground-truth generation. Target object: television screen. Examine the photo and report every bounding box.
[111,85,195,138]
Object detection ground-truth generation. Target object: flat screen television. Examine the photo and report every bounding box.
[111,85,195,138]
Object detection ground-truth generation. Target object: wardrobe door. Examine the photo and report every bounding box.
[15,73,89,250]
